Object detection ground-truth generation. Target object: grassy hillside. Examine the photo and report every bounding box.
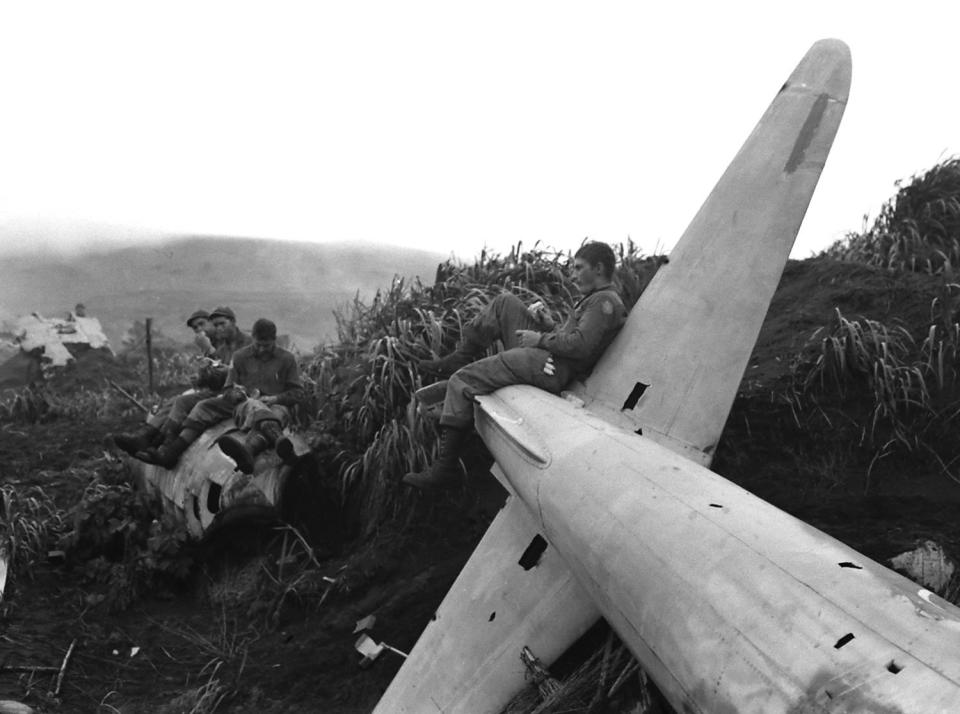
[0,236,444,350]
[4,159,960,712]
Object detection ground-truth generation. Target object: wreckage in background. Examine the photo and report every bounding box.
[0,307,113,385]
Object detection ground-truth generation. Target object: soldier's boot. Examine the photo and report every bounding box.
[135,420,200,469]
[402,426,468,492]
[263,421,297,465]
[217,420,281,474]
[417,329,487,379]
[112,424,162,456]
[135,435,193,469]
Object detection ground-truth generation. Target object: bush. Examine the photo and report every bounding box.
[824,157,960,273]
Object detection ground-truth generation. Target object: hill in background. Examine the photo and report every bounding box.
[0,236,446,351]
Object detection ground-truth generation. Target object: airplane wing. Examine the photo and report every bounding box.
[375,39,850,712]
[372,474,600,713]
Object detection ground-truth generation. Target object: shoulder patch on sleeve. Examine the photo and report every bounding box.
[602,300,614,315]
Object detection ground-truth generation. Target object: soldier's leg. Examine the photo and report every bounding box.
[113,400,170,455]
[135,395,233,468]
[218,401,293,474]
[405,354,522,491]
[468,293,542,348]
[419,293,542,378]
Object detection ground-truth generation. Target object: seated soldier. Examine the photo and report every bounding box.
[137,318,302,472]
[208,306,252,359]
[404,241,627,492]
[113,308,226,456]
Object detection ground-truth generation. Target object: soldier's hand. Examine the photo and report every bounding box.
[515,330,542,348]
[543,356,556,376]
[527,301,556,329]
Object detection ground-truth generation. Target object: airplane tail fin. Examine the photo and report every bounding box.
[579,39,851,465]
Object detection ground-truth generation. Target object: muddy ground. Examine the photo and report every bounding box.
[2,257,960,712]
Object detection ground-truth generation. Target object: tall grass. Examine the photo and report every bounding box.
[787,299,960,485]
[824,157,960,273]
[304,242,663,535]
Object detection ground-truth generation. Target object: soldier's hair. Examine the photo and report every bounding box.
[574,242,616,279]
[252,318,277,340]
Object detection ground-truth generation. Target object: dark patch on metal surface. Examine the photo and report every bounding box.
[834,633,854,649]
[634,428,643,436]
[709,503,723,508]
[622,382,649,411]
[886,660,903,674]
[206,482,222,514]
[519,535,548,570]
[838,561,862,569]
[784,92,829,173]
[488,611,496,622]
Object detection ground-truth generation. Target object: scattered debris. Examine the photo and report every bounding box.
[353,614,377,633]
[890,540,956,593]
[355,634,408,667]
[52,638,77,698]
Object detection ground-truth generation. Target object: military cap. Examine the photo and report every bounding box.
[209,306,237,321]
[186,309,210,328]
[252,318,277,340]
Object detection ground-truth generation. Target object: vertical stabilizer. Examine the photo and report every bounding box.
[580,39,850,465]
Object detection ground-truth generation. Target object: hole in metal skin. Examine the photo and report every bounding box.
[834,633,855,649]
[709,503,723,508]
[886,660,903,674]
[206,482,222,514]
[635,428,643,436]
[488,612,496,622]
[838,562,862,569]
[519,535,548,571]
[621,382,649,411]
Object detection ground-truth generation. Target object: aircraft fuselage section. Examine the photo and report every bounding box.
[476,386,960,713]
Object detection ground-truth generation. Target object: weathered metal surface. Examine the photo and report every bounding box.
[126,421,303,538]
[479,387,960,712]
[577,39,851,468]
[374,40,871,713]
[372,469,598,712]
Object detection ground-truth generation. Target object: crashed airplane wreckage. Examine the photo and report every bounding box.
[125,423,311,539]
[375,40,960,713]
[0,309,112,381]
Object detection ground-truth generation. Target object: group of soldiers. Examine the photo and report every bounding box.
[112,306,303,474]
[111,241,627,489]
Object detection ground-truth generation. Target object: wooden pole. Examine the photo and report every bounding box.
[145,318,154,394]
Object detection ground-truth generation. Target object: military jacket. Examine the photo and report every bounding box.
[538,286,627,376]
[226,344,303,406]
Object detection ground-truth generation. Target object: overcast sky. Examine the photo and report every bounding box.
[0,1,956,261]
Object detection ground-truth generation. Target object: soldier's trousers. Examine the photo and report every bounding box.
[146,389,216,429]
[184,394,291,432]
[439,293,574,428]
